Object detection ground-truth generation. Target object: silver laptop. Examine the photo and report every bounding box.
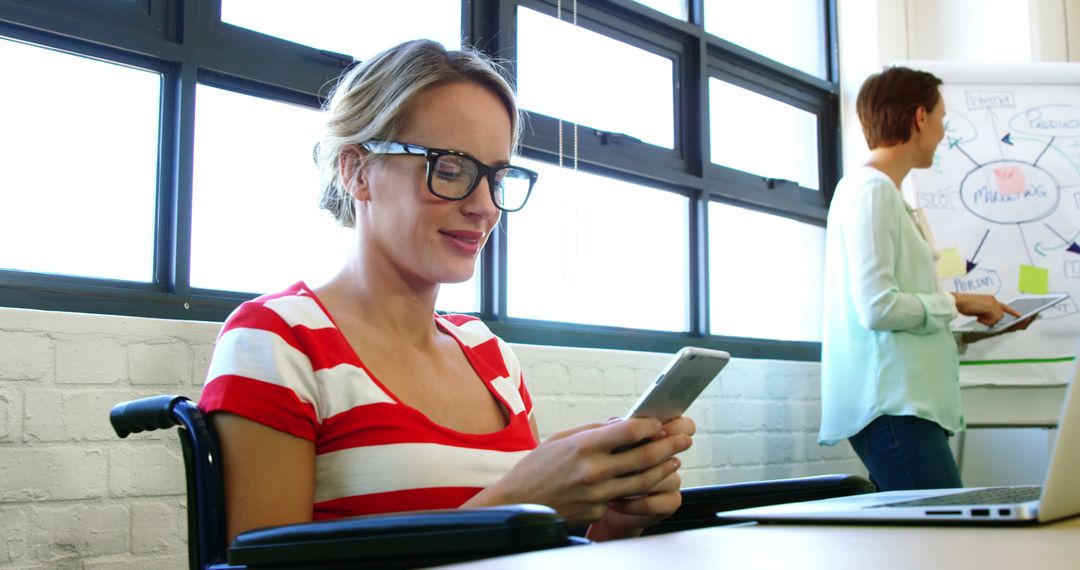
[716,353,1080,525]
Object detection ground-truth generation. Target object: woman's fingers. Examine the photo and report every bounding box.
[546,420,612,442]
[598,430,691,481]
[568,417,664,455]
[1000,302,1022,318]
[484,416,694,530]
[1013,314,1037,331]
[597,455,684,501]
[612,488,683,517]
[661,416,696,437]
[977,301,1005,325]
[610,471,683,517]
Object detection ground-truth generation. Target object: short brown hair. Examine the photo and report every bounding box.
[856,66,942,149]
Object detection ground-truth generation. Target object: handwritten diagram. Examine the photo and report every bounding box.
[908,82,1080,365]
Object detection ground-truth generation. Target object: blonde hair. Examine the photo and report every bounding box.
[316,39,521,228]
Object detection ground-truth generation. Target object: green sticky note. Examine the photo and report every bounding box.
[937,247,966,279]
[1018,264,1050,294]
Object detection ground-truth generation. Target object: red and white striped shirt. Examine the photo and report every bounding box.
[199,282,538,519]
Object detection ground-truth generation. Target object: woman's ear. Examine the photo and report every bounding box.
[912,105,928,134]
[340,146,371,201]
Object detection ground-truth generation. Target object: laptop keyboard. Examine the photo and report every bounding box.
[880,486,1042,508]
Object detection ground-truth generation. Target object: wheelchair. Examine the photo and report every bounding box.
[110,395,874,569]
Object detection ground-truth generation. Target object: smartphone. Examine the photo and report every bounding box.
[622,347,731,422]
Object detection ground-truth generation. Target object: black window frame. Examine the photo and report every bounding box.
[0,0,840,362]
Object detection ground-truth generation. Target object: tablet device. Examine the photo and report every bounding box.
[954,293,1068,335]
[623,347,731,422]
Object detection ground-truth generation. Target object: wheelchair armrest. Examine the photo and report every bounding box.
[643,474,876,535]
[228,504,579,569]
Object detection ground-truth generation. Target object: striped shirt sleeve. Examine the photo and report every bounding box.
[199,299,321,441]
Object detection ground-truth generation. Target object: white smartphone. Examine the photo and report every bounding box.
[622,347,731,422]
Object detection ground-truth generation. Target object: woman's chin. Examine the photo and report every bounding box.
[435,265,477,285]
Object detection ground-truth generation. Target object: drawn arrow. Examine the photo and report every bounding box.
[953,143,981,167]
[1001,133,1014,146]
[1034,136,1056,167]
[1014,135,1080,176]
[1035,225,1080,257]
[1019,224,1036,266]
[966,228,990,273]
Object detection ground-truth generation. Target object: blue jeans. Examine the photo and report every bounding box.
[848,415,962,491]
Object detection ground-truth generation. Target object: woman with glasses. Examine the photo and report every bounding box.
[199,39,693,543]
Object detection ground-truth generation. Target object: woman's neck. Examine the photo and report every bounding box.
[316,249,441,348]
[864,145,917,189]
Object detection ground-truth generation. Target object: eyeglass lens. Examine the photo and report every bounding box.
[431,155,531,211]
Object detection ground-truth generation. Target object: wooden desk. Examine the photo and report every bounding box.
[438,517,1080,570]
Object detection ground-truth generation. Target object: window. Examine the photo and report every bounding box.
[190,84,343,293]
[708,202,824,342]
[0,37,160,282]
[220,0,462,61]
[517,6,675,149]
[0,0,839,360]
[709,78,820,191]
[189,84,479,311]
[704,0,827,78]
[508,159,688,331]
[630,0,686,20]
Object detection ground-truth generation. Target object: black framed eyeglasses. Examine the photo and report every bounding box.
[360,140,538,212]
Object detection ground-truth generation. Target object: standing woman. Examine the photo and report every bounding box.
[199,39,693,543]
[818,66,1021,490]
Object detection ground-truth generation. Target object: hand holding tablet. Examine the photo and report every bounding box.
[954,293,1068,338]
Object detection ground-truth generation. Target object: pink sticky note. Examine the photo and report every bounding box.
[994,166,1025,195]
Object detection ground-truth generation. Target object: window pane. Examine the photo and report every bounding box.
[221,0,461,62]
[190,85,478,312]
[191,86,343,293]
[0,38,159,281]
[631,0,687,20]
[508,159,688,331]
[704,0,825,78]
[709,202,823,341]
[710,78,819,190]
[517,7,675,149]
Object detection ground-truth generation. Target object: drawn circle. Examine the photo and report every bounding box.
[945,268,1001,297]
[958,159,1060,224]
[944,112,977,145]
[1039,298,1078,321]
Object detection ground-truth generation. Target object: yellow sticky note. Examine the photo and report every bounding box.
[1018,264,1050,294]
[937,247,966,278]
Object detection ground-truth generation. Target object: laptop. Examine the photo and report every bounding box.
[715,351,1080,525]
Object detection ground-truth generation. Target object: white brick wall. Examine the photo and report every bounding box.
[0,306,863,568]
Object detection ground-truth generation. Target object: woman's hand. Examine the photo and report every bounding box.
[586,416,696,541]
[586,466,682,541]
[465,416,693,531]
[951,292,1022,326]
